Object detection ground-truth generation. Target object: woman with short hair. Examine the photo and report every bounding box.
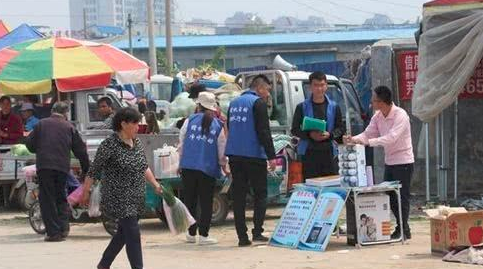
[81,107,162,269]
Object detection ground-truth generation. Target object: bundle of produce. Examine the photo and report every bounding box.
[11,144,33,156]
[160,184,195,235]
[169,92,196,118]
[217,90,241,115]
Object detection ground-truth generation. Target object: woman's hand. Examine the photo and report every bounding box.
[154,184,163,195]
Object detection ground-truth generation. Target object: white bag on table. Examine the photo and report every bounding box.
[153,144,179,179]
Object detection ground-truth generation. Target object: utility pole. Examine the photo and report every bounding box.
[147,0,158,75]
[165,0,173,75]
[83,8,88,39]
[128,13,133,55]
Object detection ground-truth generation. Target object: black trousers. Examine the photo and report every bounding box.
[302,149,336,180]
[384,163,414,233]
[99,217,143,269]
[38,169,70,237]
[181,169,216,237]
[229,159,267,240]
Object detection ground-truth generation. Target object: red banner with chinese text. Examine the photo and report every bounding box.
[396,50,483,100]
[396,51,418,101]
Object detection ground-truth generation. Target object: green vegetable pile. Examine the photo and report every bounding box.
[11,144,34,157]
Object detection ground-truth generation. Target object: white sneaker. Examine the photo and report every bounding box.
[186,234,196,243]
[199,236,218,245]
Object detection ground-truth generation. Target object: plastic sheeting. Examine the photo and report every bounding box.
[412,9,483,121]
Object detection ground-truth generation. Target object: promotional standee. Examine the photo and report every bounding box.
[270,142,404,251]
[270,185,348,252]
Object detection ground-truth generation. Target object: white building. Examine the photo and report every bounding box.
[69,0,174,37]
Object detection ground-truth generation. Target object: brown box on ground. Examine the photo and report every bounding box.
[427,208,483,255]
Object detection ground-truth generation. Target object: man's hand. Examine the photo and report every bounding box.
[221,165,231,176]
[343,135,353,144]
[268,159,277,171]
[309,131,330,142]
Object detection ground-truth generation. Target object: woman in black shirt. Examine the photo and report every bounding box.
[82,107,162,269]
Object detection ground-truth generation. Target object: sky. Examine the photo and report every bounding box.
[0,0,429,31]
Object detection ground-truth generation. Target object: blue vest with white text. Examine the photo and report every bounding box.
[180,113,223,179]
[297,94,337,156]
[225,91,267,159]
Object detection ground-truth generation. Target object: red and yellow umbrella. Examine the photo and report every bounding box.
[0,37,149,95]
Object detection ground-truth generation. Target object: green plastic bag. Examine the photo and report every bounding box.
[302,117,326,132]
[11,144,34,157]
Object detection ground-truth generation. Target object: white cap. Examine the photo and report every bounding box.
[196,92,217,112]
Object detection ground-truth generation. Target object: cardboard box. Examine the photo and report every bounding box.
[427,208,483,254]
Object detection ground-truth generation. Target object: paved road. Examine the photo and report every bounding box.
[0,209,474,269]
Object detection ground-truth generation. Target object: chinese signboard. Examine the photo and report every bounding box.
[396,51,418,101]
[270,188,318,248]
[396,50,483,100]
[297,188,347,251]
[270,186,347,252]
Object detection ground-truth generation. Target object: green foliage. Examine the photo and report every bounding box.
[242,25,273,35]
[156,50,179,76]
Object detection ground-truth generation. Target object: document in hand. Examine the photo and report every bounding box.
[302,117,326,132]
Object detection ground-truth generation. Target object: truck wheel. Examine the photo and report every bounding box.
[102,216,118,236]
[211,193,229,225]
[28,201,46,234]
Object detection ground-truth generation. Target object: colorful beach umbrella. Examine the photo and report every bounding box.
[0,20,10,38]
[0,37,149,95]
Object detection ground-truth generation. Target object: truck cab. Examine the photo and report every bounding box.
[235,70,365,136]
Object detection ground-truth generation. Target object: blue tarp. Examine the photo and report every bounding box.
[0,23,43,50]
[354,59,372,114]
[227,65,267,75]
[92,25,124,36]
[297,61,347,78]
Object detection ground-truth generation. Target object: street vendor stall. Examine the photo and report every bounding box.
[0,37,150,208]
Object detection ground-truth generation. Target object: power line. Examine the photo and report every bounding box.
[323,0,414,22]
[287,0,353,24]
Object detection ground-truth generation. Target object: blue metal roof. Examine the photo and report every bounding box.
[94,25,124,35]
[112,27,417,49]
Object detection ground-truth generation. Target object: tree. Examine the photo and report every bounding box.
[242,24,273,35]
[208,46,226,70]
[156,50,178,75]
[195,46,227,71]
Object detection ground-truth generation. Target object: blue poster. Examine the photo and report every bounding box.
[270,187,319,248]
[297,187,348,251]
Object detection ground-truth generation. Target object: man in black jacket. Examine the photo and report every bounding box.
[291,72,345,180]
[225,75,277,247]
[26,101,90,242]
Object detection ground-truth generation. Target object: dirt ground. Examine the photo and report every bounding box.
[0,208,476,269]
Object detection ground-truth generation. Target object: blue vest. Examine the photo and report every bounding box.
[225,91,267,159]
[297,94,337,156]
[180,113,223,179]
